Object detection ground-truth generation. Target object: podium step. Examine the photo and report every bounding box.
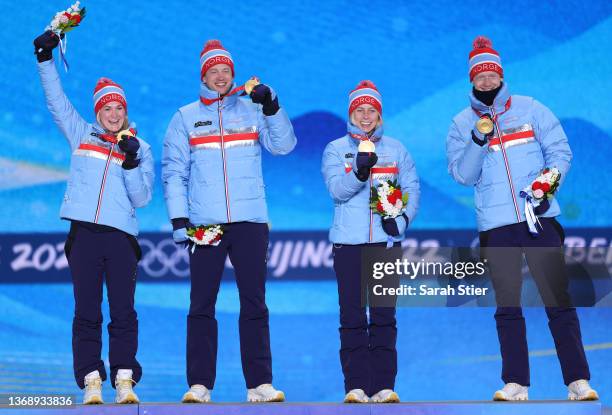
[0,401,602,415]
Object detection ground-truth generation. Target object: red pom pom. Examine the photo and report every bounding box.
[473,36,492,50]
[97,77,113,85]
[532,181,543,191]
[204,39,223,51]
[358,80,377,90]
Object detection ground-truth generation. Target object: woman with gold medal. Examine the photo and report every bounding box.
[33,29,153,405]
[321,80,420,403]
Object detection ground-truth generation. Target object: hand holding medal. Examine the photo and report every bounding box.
[244,77,260,95]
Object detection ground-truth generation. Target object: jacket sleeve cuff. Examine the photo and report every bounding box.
[172,218,189,231]
[343,167,366,192]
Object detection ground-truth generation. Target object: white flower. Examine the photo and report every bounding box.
[533,189,545,199]
[59,14,69,23]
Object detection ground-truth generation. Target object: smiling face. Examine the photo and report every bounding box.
[97,101,127,134]
[472,71,502,92]
[351,104,380,133]
[202,63,233,95]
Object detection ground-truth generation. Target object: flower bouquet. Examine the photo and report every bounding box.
[520,167,561,234]
[186,225,224,252]
[370,180,408,218]
[43,2,86,71]
[530,167,561,200]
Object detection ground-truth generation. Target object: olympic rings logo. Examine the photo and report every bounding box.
[137,238,190,278]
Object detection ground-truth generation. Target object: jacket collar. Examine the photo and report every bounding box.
[347,121,383,145]
[469,82,511,114]
[199,82,240,109]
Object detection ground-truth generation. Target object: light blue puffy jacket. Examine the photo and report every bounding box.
[162,82,296,226]
[37,60,154,236]
[446,83,571,232]
[322,123,420,244]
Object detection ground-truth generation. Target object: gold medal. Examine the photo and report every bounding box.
[116,129,134,142]
[358,140,375,153]
[244,77,260,95]
[476,117,494,135]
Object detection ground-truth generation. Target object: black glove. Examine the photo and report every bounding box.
[172,218,193,231]
[171,218,194,246]
[250,84,280,116]
[472,113,494,146]
[33,31,61,63]
[382,214,409,237]
[534,198,550,215]
[118,135,140,170]
[354,152,378,182]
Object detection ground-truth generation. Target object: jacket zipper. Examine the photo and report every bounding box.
[94,143,115,223]
[218,99,231,222]
[491,107,521,223]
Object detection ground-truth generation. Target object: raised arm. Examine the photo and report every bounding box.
[35,31,89,151]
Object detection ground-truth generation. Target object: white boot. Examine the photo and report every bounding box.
[568,379,599,401]
[115,369,139,404]
[182,384,211,403]
[493,382,528,401]
[371,389,400,403]
[344,389,369,403]
[247,383,285,402]
[83,370,103,405]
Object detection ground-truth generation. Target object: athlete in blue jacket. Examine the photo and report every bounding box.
[34,31,153,405]
[322,81,420,403]
[446,36,597,401]
[162,40,296,403]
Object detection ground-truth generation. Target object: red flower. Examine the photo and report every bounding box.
[70,14,82,24]
[532,181,543,191]
[390,189,402,204]
[63,12,71,18]
[541,182,551,193]
[543,168,550,174]
[194,228,205,240]
[376,201,384,213]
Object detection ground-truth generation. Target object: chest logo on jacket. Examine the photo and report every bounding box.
[194,121,212,128]
[345,153,354,159]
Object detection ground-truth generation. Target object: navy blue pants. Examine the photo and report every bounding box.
[187,222,272,389]
[332,243,399,395]
[479,217,590,386]
[66,222,142,389]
